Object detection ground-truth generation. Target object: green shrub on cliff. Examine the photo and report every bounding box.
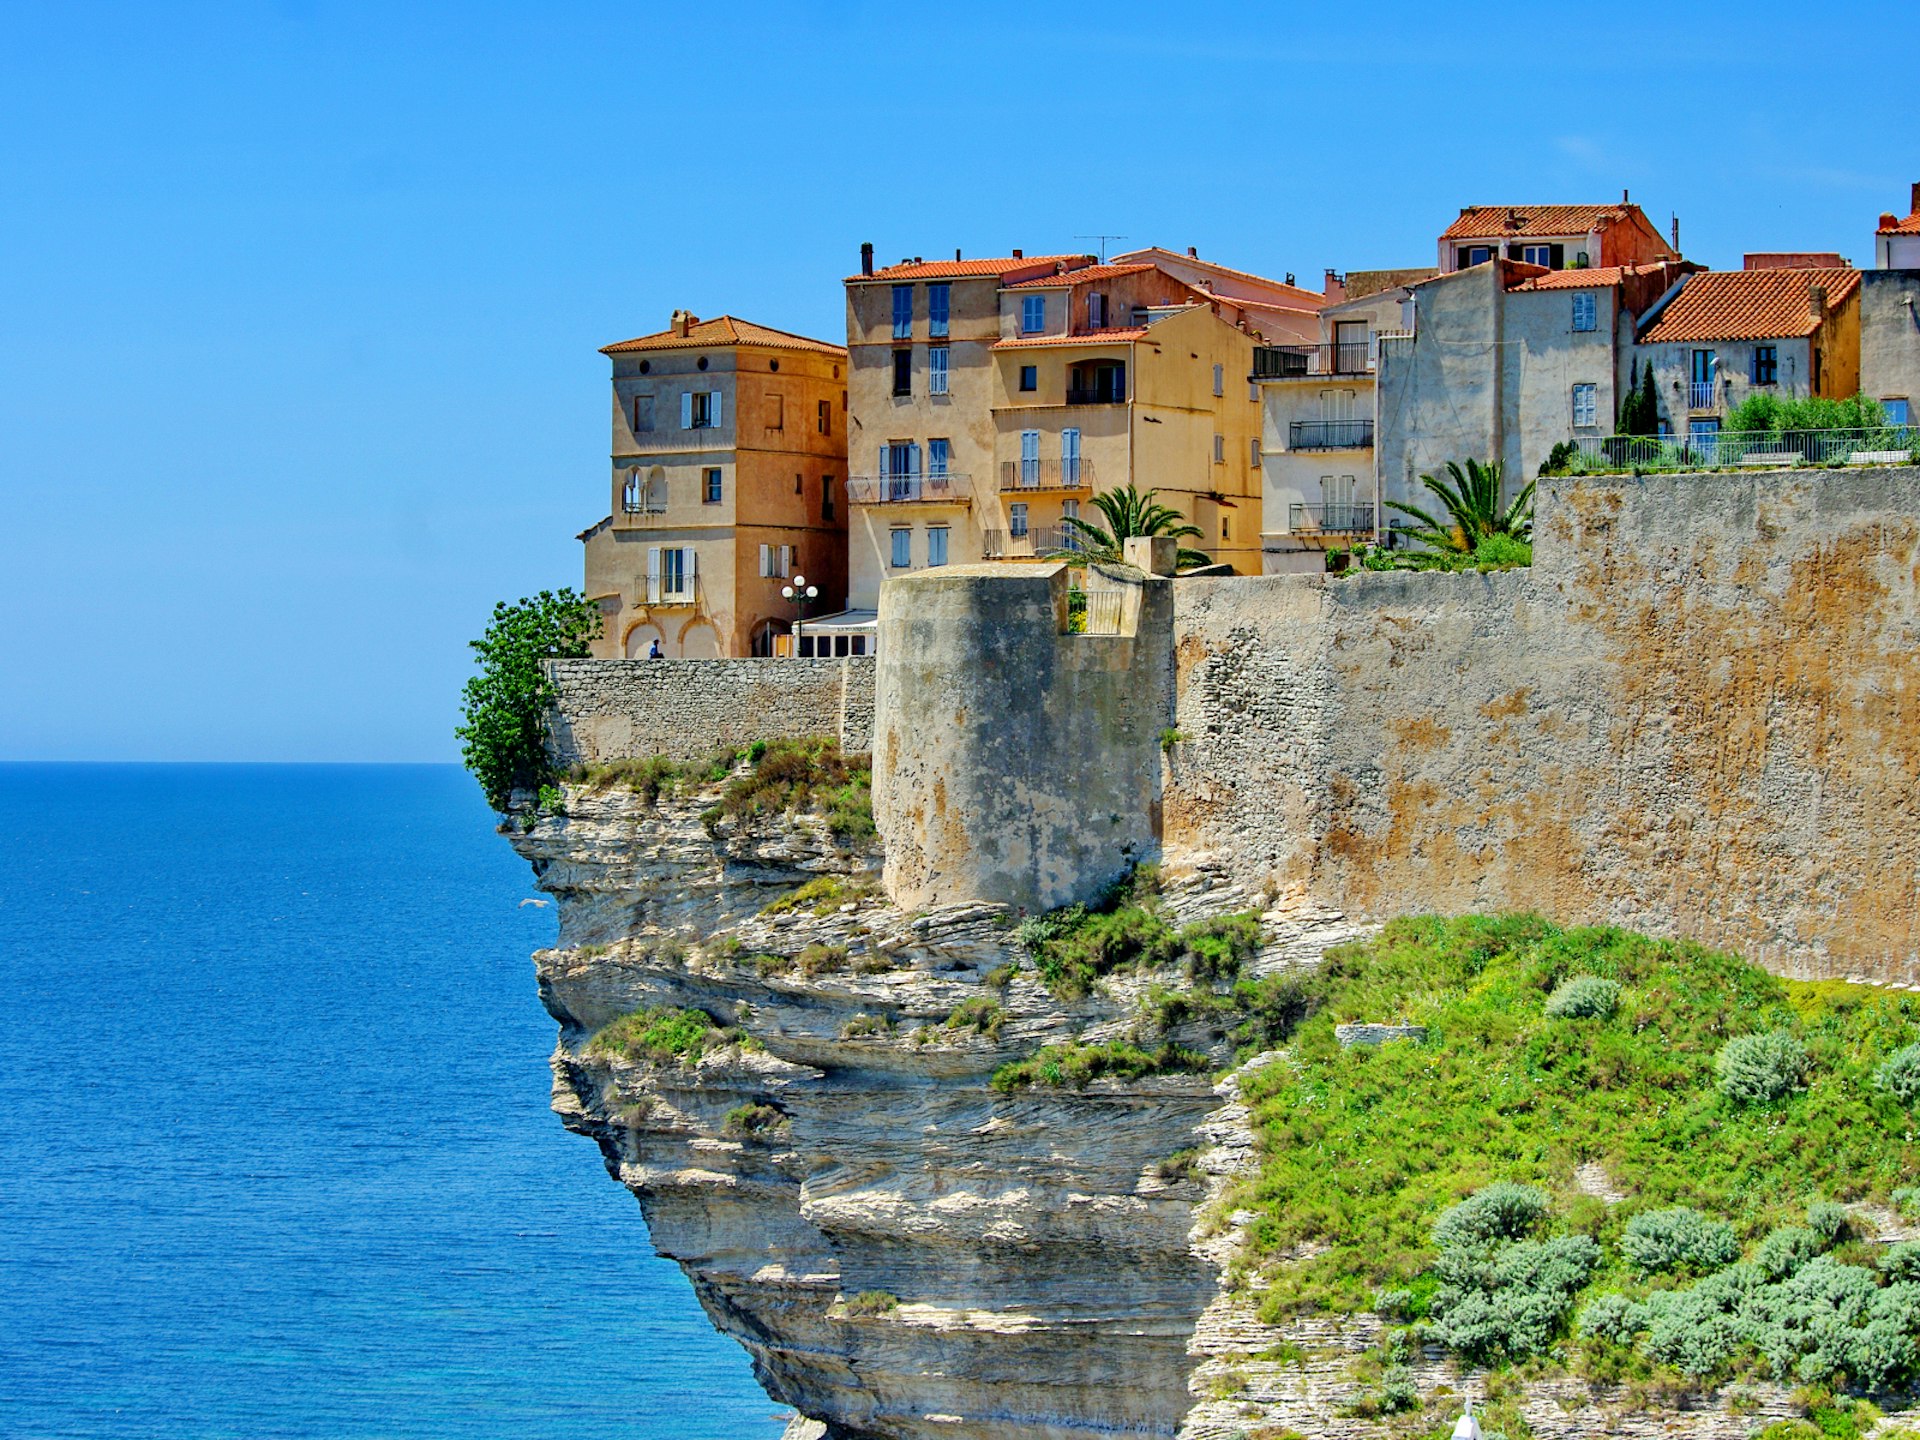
[585,1005,723,1066]
[704,737,874,843]
[1017,867,1264,1000]
[990,1037,1207,1091]
[457,589,602,811]
[1235,913,1920,1388]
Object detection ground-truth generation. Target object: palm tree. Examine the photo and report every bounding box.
[1050,485,1212,570]
[1384,459,1533,558]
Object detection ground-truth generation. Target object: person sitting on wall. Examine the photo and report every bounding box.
[647,639,663,660]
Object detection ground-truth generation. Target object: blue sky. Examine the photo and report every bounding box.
[1,0,1910,760]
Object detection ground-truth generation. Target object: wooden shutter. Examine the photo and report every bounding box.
[680,392,693,428]
[709,391,722,427]
[759,544,771,577]
[646,547,661,602]
[684,547,697,594]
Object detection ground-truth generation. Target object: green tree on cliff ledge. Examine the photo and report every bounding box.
[457,590,602,811]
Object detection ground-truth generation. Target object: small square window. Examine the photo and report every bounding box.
[1021,295,1045,334]
[1754,345,1779,386]
[1019,365,1037,392]
[704,468,724,503]
[1886,398,1911,427]
[890,528,912,568]
[893,349,911,397]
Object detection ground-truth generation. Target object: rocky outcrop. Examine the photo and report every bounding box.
[510,778,1364,1440]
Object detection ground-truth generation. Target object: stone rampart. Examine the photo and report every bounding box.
[1167,467,1920,984]
[544,656,874,766]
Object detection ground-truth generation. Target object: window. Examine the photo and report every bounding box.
[759,544,794,578]
[890,528,912,568]
[703,468,723,503]
[1572,383,1598,429]
[1088,293,1107,328]
[1068,361,1125,403]
[794,472,803,495]
[1887,398,1911,426]
[1213,433,1225,464]
[1213,363,1225,397]
[928,345,950,395]
[928,438,950,478]
[927,526,949,566]
[928,283,950,338]
[1009,502,1028,538]
[1222,515,1231,541]
[1019,364,1038,392]
[892,285,913,339]
[765,394,784,430]
[622,470,642,513]
[893,349,911,397]
[1520,244,1553,267]
[1019,429,1040,485]
[1021,295,1045,333]
[1460,245,1492,268]
[818,398,832,435]
[1251,437,1262,467]
[1061,428,1081,483]
[1754,345,1778,386]
[632,394,654,431]
[822,476,836,522]
[1572,293,1597,332]
[648,546,696,603]
[682,390,720,428]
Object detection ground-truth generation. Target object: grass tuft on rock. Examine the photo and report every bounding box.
[991,1037,1208,1091]
[704,737,873,840]
[584,1005,725,1066]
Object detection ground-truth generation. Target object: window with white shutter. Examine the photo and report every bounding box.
[1572,292,1597,332]
[646,547,662,602]
[1213,363,1224,397]
[760,544,773,578]
[680,392,694,429]
[1572,383,1598,429]
[928,346,949,395]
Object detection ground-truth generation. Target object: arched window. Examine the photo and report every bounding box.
[622,468,643,514]
[644,469,669,514]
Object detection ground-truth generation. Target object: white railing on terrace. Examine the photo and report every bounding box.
[1688,381,1718,411]
[1552,427,1919,474]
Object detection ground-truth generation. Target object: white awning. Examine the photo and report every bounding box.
[801,608,878,634]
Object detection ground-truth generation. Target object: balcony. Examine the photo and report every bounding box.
[1252,343,1374,380]
[982,524,1088,559]
[1288,503,1375,536]
[1288,419,1375,450]
[845,473,972,505]
[1000,458,1095,492]
[1064,386,1127,405]
[1688,381,1718,411]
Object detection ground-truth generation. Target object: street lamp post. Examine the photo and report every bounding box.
[780,573,819,657]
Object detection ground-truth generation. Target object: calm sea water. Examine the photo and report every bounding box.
[0,764,783,1440]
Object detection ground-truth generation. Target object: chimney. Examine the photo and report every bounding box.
[1809,282,1828,321]
[671,309,691,338]
[1912,181,1920,214]
[1324,268,1347,304]
[860,241,874,277]
[954,248,962,261]
[1285,272,1296,287]
[1671,215,1681,252]
[1187,245,1198,258]
[1012,248,1023,259]
[1622,187,1630,203]
[1882,214,1902,231]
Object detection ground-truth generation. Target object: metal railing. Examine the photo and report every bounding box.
[845,473,972,504]
[982,524,1087,559]
[1064,386,1127,405]
[1082,589,1124,635]
[1687,381,1717,411]
[1000,458,1096,491]
[1289,419,1374,450]
[1252,342,1374,379]
[1288,503,1375,534]
[1550,427,1919,474]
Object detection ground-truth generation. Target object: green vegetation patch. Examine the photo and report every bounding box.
[571,749,741,805]
[704,737,874,841]
[760,873,881,917]
[990,1037,1208,1091]
[842,1290,899,1317]
[1237,913,1920,1391]
[1016,867,1265,999]
[943,996,1005,1040]
[584,1005,727,1066]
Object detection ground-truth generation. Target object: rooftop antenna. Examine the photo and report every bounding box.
[1075,233,1128,263]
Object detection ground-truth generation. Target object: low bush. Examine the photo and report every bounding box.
[797,942,849,977]
[585,1006,722,1066]
[1577,1292,1644,1345]
[1808,1200,1853,1247]
[1620,1207,1739,1276]
[760,873,880,917]
[1432,1182,1549,1250]
[1153,1148,1204,1184]
[990,1037,1208,1092]
[704,737,874,843]
[1545,974,1622,1020]
[840,1013,894,1039]
[1017,870,1262,1000]
[944,997,1006,1040]
[1182,912,1266,985]
[1716,1029,1809,1104]
[841,1289,899,1317]
[1877,1042,1920,1105]
[722,1101,788,1141]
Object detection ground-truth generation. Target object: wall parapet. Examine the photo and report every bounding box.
[545,656,875,766]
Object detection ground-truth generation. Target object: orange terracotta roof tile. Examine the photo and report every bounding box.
[1881,210,1920,236]
[601,315,845,356]
[847,254,1094,283]
[1509,266,1628,291]
[1638,268,1860,344]
[1112,247,1327,308]
[990,327,1150,350]
[1003,263,1156,289]
[1441,204,1641,241]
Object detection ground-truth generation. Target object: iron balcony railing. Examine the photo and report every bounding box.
[1064,385,1127,405]
[1549,426,1919,474]
[1000,458,1096,492]
[1288,503,1375,534]
[1252,342,1375,379]
[1688,381,1718,411]
[845,473,972,505]
[1288,419,1375,450]
[982,524,1088,559]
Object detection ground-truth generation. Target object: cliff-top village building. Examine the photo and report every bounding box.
[576,186,1920,632]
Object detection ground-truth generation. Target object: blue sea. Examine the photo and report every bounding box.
[0,764,784,1440]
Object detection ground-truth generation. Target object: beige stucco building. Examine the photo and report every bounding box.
[580,312,849,659]
[840,247,1281,610]
[1865,184,1920,430]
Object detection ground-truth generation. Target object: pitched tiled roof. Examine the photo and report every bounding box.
[600,315,845,356]
[1509,266,1629,291]
[1638,268,1860,344]
[1003,263,1156,289]
[1881,210,1920,236]
[1442,204,1640,241]
[847,254,1093,283]
[990,328,1150,350]
[1112,247,1327,308]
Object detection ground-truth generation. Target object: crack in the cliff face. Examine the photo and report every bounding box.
[509,781,1366,1440]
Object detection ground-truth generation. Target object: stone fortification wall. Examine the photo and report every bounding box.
[872,563,1173,915]
[545,656,875,766]
[1168,466,1920,984]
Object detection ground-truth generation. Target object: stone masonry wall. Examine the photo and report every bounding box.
[1166,466,1920,984]
[545,656,875,766]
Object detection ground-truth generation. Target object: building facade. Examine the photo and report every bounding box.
[582,312,849,659]
[1866,184,1920,428]
[1876,184,1920,271]
[1438,200,1679,275]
